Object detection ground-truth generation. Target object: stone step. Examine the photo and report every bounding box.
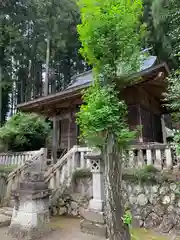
[0,207,13,217]
[0,213,11,227]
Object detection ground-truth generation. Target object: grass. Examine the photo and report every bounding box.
[132,228,178,240]
[72,168,92,182]
[0,164,17,174]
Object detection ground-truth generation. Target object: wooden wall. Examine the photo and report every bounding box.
[56,107,78,150]
[124,86,161,114]
[124,86,163,143]
[53,84,164,150]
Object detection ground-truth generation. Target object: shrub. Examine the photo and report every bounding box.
[0,165,17,174]
[0,112,51,152]
[72,168,92,183]
[123,165,162,184]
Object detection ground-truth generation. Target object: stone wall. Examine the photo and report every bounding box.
[122,180,180,234]
[0,172,8,205]
[50,176,92,217]
[49,170,180,235]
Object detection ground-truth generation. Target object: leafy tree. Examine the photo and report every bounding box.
[0,112,51,152]
[77,0,144,239]
[78,0,145,81]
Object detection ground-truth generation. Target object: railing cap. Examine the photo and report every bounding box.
[84,151,101,159]
[130,143,169,150]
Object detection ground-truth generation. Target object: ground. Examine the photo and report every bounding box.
[0,216,179,240]
[0,217,180,240]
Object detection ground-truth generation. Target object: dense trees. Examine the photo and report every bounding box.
[0,0,88,124]
[143,0,180,68]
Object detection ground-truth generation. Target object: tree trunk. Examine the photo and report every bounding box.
[44,36,50,96]
[25,59,32,101]
[103,132,130,240]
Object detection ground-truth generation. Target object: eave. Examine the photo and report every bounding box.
[17,62,169,115]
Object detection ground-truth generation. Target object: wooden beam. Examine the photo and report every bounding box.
[49,113,71,121]
[142,86,164,104]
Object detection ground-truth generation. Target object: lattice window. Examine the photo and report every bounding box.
[90,159,100,172]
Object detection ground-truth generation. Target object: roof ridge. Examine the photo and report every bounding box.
[67,69,92,88]
[71,69,92,81]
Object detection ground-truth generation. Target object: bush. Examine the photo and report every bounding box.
[0,165,17,174]
[72,168,92,183]
[0,112,51,152]
[123,165,165,184]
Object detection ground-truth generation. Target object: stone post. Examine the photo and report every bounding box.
[80,152,107,238]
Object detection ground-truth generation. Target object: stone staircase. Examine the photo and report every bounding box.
[0,146,93,228]
[0,207,13,227]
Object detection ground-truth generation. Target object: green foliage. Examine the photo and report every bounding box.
[151,0,180,67]
[165,70,180,153]
[135,165,159,183]
[77,0,145,80]
[77,84,136,148]
[122,165,180,184]
[72,168,92,183]
[122,211,140,240]
[123,165,162,184]
[0,0,86,121]
[77,2,144,237]
[0,165,17,174]
[0,112,51,151]
[172,130,180,155]
[165,70,180,112]
[122,210,132,226]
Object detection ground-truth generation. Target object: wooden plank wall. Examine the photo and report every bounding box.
[56,107,78,150]
[124,86,163,143]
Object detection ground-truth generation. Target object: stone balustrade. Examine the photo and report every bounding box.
[6,148,47,199]
[45,146,93,189]
[5,143,179,206]
[6,146,93,197]
[0,150,40,166]
[124,143,178,170]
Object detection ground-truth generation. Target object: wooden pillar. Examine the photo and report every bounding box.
[138,105,143,142]
[161,115,167,143]
[52,116,58,164]
[68,111,72,150]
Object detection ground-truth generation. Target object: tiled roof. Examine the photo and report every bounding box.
[67,55,157,90]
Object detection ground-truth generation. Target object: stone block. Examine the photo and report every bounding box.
[80,219,107,238]
[144,212,162,229]
[159,215,176,233]
[81,209,105,224]
[59,207,67,215]
[8,224,52,240]
[132,216,144,228]
[0,214,11,227]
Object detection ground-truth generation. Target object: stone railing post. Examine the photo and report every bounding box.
[80,152,107,238]
[88,153,104,211]
[165,147,173,169]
